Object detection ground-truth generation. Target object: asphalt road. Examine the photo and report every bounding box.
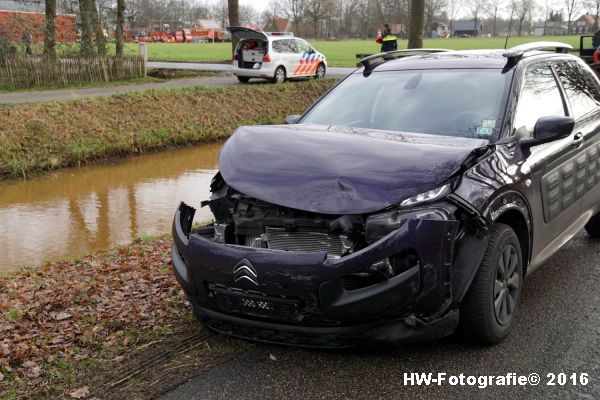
[146,61,355,78]
[0,63,353,104]
[161,231,600,400]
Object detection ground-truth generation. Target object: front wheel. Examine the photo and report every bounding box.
[273,66,286,84]
[314,63,326,79]
[584,211,600,237]
[459,223,523,344]
[237,76,250,83]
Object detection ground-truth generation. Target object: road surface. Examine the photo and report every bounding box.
[0,63,354,105]
[161,231,600,399]
[146,61,355,78]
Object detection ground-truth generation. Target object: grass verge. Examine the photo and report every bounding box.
[0,236,252,399]
[0,79,335,179]
[115,35,586,67]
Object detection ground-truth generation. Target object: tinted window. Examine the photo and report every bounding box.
[556,61,600,119]
[513,66,565,138]
[301,69,510,140]
[272,39,296,53]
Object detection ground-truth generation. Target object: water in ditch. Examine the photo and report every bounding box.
[0,142,223,273]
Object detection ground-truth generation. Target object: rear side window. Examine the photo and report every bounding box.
[513,66,566,137]
[555,61,600,119]
[272,39,296,53]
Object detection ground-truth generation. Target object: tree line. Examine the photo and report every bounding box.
[40,0,599,56]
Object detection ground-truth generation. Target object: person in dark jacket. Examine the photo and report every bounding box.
[380,24,397,53]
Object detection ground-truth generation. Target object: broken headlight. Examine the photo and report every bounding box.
[365,207,449,244]
[400,183,451,207]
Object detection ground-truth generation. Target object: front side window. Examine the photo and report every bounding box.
[555,61,600,119]
[296,40,312,54]
[512,65,566,138]
[301,69,511,140]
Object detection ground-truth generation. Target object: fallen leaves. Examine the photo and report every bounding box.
[0,237,191,398]
[69,386,90,398]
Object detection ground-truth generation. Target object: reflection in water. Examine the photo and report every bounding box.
[0,142,223,272]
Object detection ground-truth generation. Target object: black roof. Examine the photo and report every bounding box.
[361,49,578,73]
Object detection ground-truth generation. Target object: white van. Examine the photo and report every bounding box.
[227,27,327,83]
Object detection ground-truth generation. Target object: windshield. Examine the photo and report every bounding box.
[301,69,511,140]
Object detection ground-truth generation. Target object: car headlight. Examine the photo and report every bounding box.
[365,207,449,244]
[400,183,451,207]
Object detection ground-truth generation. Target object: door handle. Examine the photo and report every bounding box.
[572,132,584,148]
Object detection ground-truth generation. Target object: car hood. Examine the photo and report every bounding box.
[218,124,488,214]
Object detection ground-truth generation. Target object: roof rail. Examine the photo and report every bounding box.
[502,41,572,61]
[359,49,450,75]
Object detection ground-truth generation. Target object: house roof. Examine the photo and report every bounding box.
[572,14,600,26]
[196,19,222,30]
[453,20,483,31]
[264,16,290,32]
[0,0,44,13]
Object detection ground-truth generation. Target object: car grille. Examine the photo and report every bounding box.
[203,317,355,348]
[208,284,301,322]
[265,227,343,256]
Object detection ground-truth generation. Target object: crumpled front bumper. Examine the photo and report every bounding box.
[172,202,460,347]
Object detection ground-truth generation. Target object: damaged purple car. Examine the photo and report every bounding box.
[172,43,600,347]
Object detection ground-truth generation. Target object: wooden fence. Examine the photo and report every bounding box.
[0,55,146,89]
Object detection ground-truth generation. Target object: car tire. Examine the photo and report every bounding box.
[315,63,326,79]
[459,223,523,344]
[237,76,250,83]
[584,211,600,237]
[273,66,286,84]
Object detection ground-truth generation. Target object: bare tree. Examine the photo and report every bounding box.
[115,0,125,58]
[339,0,360,38]
[89,0,106,55]
[408,0,425,48]
[79,0,94,56]
[228,0,239,54]
[489,0,504,36]
[284,0,305,33]
[446,0,462,34]
[515,0,533,36]
[564,0,581,34]
[425,0,446,37]
[305,0,326,38]
[464,0,489,36]
[44,0,57,58]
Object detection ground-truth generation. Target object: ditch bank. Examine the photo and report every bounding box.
[0,236,253,400]
[0,79,334,179]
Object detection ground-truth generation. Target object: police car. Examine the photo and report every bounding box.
[227,27,327,84]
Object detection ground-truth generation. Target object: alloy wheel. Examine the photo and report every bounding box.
[316,64,326,79]
[274,67,285,83]
[494,244,520,325]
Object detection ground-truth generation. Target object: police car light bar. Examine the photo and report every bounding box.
[265,32,294,37]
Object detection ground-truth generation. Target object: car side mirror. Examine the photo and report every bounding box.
[284,115,301,124]
[521,116,575,148]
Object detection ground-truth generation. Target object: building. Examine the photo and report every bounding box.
[430,22,449,38]
[570,14,600,34]
[264,16,290,33]
[533,21,569,36]
[0,0,76,44]
[453,20,484,37]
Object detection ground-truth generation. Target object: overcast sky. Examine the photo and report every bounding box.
[239,0,269,12]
